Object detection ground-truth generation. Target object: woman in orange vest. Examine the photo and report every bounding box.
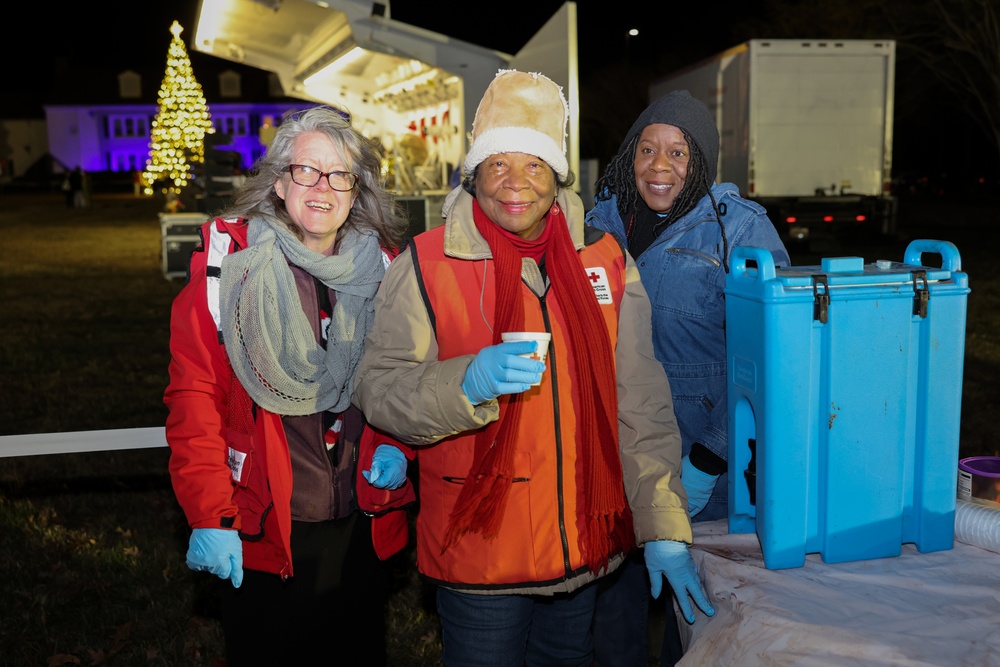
[353,70,714,666]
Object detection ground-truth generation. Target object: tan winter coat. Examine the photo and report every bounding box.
[352,186,692,594]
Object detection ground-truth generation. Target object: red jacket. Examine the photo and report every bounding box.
[164,217,414,578]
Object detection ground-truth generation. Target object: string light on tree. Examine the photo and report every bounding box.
[142,20,215,196]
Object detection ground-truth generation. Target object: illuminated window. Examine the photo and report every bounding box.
[215,114,249,137]
[220,70,241,98]
[118,70,141,99]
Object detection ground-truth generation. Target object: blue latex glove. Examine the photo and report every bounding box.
[682,454,721,519]
[461,341,545,405]
[362,444,408,490]
[644,539,714,624]
[186,528,243,588]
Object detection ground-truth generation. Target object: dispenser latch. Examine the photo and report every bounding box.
[812,274,830,324]
[912,269,929,318]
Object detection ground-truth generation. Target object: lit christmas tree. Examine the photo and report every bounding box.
[142,20,214,196]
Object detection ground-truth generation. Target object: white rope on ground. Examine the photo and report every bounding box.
[0,427,167,458]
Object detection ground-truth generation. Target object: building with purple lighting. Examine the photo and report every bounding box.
[1,60,312,189]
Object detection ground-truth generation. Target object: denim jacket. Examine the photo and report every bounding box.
[586,183,790,521]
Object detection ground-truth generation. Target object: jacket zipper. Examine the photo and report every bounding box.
[540,296,572,574]
[665,246,721,267]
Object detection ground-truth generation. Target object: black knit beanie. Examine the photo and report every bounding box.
[618,89,720,182]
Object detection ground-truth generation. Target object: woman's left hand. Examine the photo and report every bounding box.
[362,444,408,490]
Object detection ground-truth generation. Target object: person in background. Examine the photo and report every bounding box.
[67,166,84,208]
[353,70,714,667]
[61,170,73,207]
[587,89,791,666]
[163,105,414,666]
[77,166,91,209]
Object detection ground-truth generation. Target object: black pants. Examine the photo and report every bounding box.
[592,551,684,666]
[658,584,684,667]
[220,513,390,666]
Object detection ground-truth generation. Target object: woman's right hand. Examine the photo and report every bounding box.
[460,341,545,404]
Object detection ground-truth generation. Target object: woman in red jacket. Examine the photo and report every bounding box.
[164,105,413,666]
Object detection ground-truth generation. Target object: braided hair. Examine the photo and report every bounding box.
[594,128,729,270]
[594,134,641,220]
[596,130,709,223]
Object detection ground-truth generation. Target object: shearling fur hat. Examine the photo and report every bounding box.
[619,89,720,181]
[463,69,570,180]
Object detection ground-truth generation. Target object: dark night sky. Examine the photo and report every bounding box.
[10,0,997,179]
[11,0,744,91]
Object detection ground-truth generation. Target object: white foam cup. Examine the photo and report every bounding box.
[501,331,551,386]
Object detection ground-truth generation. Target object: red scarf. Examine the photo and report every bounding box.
[443,199,634,574]
[492,214,552,263]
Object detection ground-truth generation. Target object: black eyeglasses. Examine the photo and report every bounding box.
[287,165,359,191]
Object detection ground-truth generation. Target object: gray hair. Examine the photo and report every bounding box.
[221,105,408,249]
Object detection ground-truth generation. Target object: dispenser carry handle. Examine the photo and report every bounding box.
[730,246,777,283]
[904,239,961,272]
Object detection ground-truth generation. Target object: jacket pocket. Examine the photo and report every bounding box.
[649,248,722,318]
[355,425,417,516]
[227,435,273,542]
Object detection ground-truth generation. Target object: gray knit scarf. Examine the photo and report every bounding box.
[219,203,385,416]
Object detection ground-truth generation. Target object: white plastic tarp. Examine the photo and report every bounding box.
[678,519,1000,666]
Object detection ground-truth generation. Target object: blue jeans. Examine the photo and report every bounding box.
[436,582,599,667]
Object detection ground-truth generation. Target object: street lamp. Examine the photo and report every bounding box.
[626,28,639,62]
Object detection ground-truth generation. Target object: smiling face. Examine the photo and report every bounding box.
[273,131,356,255]
[474,152,557,240]
[633,123,690,214]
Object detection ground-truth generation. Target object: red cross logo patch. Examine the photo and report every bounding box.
[585,267,612,304]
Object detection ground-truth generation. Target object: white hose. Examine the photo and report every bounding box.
[954,499,1000,555]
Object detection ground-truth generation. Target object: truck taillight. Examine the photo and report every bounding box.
[856,215,866,222]
[785,216,797,224]
[823,215,834,222]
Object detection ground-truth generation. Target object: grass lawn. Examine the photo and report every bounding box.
[0,192,440,666]
[0,189,996,666]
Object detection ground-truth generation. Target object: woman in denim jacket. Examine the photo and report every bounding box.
[586,90,790,666]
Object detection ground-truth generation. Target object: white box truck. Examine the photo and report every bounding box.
[649,39,897,243]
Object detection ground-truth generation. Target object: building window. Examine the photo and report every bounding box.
[268,73,284,98]
[214,114,249,138]
[118,71,142,99]
[220,70,241,98]
[105,115,149,138]
[110,153,148,173]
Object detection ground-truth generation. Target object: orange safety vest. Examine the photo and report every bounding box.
[409,224,628,589]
